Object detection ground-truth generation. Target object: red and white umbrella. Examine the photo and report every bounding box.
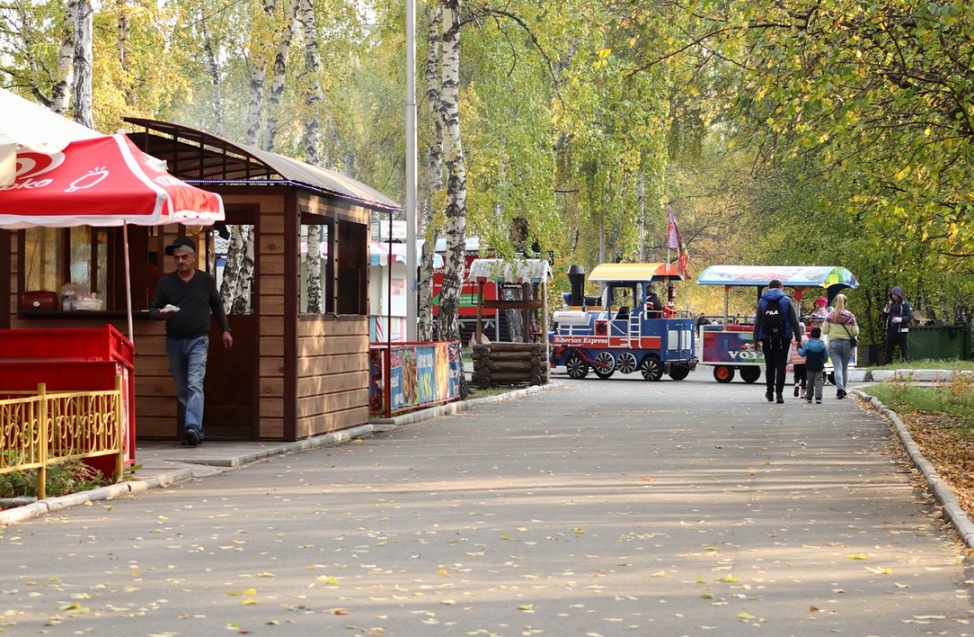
[0,88,103,187]
[0,133,225,341]
[0,134,223,227]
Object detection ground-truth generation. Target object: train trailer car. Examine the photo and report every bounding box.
[695,265,859,383]
[549,263,697,381]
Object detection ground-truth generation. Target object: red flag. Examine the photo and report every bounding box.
[666,208,680,250]
[667,208,690,277]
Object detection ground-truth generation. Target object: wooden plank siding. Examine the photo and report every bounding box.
[295,316,369,438]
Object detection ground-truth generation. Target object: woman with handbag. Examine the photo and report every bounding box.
[822,294,860,399]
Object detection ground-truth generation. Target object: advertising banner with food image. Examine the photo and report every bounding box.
[375,342,463,416]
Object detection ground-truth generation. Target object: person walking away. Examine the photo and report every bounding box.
[799,326,830,404]
[882,286,913,363]
[150,236,233,447]
[790,322,807,399]
[753,279,802,403]
[822,293,859,399]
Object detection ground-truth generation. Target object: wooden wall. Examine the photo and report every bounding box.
[295,316,370,438]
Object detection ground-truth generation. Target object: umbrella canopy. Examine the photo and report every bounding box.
[0,88,102,187]
[696,265,858,290]
[0,134,223,227]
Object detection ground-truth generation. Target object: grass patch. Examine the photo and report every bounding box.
[0,459,108,500]
[865,358,974,372]
[859,373,974,425]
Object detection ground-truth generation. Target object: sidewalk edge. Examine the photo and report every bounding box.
[853,389,974,548]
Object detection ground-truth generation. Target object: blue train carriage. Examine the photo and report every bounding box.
[695,265,859,383]
[549,263,697,381]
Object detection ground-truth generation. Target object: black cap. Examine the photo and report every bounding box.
[164,236,196,255]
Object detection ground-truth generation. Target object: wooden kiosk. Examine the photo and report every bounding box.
[2,120,401,442]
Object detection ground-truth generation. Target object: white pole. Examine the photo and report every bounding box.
[123,222,134,344]
[405,0,418,342]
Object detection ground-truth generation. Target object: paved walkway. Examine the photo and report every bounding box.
[1,368,972,636]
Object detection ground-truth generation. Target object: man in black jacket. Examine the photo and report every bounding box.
[150,236,233,446]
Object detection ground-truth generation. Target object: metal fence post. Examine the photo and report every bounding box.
[37,383,47,501]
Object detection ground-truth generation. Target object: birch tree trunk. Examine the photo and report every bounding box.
[299,0,324,312]
[116,0,132,105]
[72,0,94,128]
[417,0,444,343]
[51,0,77,114]
[220,225,254,314]
[298,0,324,165]
[200,4,224,136]
[245,0,275,146]
[261,0,300,153]
[436,0,467,344]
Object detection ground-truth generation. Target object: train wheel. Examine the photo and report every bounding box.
[639,356,663,381]
[713,366,735,383]
[616,352,638,374]
[593,352,616,379]
[668,365,690,381]
[740,367,761,384]
[566,353,590,379]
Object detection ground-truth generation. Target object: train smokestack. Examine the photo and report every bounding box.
[567,264,585,306]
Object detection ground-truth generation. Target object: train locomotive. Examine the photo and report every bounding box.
[548,263,697,381]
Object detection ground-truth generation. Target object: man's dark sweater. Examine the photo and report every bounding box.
[150,271,230,339]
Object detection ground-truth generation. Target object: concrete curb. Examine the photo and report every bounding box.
[370,382,560,431]
[0,425,375,526]
[852,389,974,548]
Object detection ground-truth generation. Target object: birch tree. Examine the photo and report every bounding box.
[435,0,467,343]
[71,0,93,127]
[198,2,224,136]
[261,0,299,153]
[417,0,443,342]
[299,0,324,313]
[51,0,77,114]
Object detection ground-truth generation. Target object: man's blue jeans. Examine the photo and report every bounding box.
[166,336,209,438]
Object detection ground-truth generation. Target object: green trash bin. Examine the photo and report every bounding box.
[908,324,972,361]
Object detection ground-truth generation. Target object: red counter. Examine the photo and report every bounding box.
[0,325,136,473]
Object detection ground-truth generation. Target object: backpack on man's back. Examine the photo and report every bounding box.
[762,297,786,336]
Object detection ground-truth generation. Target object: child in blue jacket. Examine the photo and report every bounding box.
[799,326,830,404]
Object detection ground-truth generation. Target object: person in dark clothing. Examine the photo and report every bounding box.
[798,326,829,404]
[150,236,233,446]
[882,286,913,363]
[645,286,664,318]
[752,280,802,403]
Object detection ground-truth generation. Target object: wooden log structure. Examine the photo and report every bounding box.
[472,343,549,388]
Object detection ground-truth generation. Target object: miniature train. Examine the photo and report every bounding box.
[548,263,697,380]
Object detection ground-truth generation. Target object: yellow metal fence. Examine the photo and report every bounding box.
[0,378,124,500]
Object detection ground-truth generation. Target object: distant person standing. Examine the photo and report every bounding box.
[822,293,859,399]
[150,236,233,447]
[882,286,913,363]
[753,279,802,403]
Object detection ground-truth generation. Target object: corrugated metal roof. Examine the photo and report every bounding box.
[123,117,401,212]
